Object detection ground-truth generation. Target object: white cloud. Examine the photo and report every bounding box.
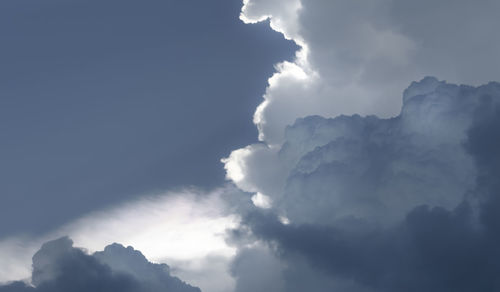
[222,143,287,196]
[240,0,302,42]
[251,192,272,209]
[226,77,491,226]
[223,0,500,224]
[236,0,500,144]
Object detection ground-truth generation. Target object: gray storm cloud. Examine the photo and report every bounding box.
[2,1,500,291]
[225,1,500,290]
[0,237,200,292]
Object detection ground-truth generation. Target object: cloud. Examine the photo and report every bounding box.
[4,2,500,292]
[0,186,245,292]
[225,78,500,291]
[0,237,200,292]
[230,246,285,292]
[227,2,500,287]
[240,203,497,292]
[237,0,500,144]
[226,77,498,225]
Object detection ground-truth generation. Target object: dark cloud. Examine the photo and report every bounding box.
[0,237,200,292]
[243,202,499,292]
[230,247,285,292]
[229,78,500,291]
[465,96,500,241]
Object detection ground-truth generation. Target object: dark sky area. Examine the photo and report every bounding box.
[0,0,297,236]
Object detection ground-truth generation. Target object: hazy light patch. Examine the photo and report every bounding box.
[0,236,36,284]
[64,189,238,260]
[166,256,235,292]
[251,192,272,209]
[0,187,240,292]
[278,216,290,225]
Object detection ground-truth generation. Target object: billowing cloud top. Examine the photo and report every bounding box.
[239,0,500,144]
[0,237,200,292]
[226,77,500,291]
[225,2,500,289]
[229,77,500,224]
[228,77,500,292]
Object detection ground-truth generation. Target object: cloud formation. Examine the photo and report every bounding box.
[0,187,242,292]
[239,0,500,144]
[4,2,500,292]
[228,3,500,288]
[226,78,497,223]
[0,237,200,292]
[226,78,500,291]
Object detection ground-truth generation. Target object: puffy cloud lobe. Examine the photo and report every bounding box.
[223,143,286,197]
[228,1,500,290]
[240,0,302,41]
[227,79,500,291]
[0,187,242,292]
[243,105,500,290]
[279,81,481,224]
[228,78,500,225]
[0,237,200,292]
[238,0,500,144]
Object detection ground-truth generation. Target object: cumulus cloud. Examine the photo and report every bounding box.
[239,103,500,290]
[227,3,500,288]
[4,2,500,292]
[0,186,245,292]
[0,237,200,292]
[227,78,500,225]
[238,0,500,144]
[226,78,500,291]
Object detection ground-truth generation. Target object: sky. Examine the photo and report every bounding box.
[0,0,296,236]
[2,1,500,292]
